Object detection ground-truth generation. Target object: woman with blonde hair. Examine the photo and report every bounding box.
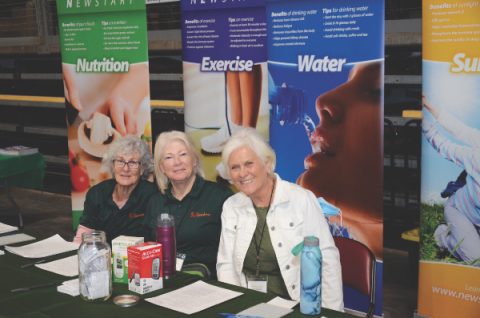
[145,131,232,277]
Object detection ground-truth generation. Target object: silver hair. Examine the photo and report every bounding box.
[221,127,276,178]
[154,130,204,193]
[102,135,153,179]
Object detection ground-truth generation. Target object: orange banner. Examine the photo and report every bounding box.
[423,0,480,68]
[418,262,480,318]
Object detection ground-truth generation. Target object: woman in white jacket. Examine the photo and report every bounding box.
[216,127,344,311]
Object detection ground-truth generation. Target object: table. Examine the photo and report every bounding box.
[0,153,45,228]
[0,248,355,318]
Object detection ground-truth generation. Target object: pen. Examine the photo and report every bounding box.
[20,259,47,269]
[10,281,62,293]
[219,313,264,318]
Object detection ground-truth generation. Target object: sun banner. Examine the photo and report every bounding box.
[419,1,480,317]
[56,0,152,227]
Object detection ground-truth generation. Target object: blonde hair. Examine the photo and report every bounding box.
[221,127,275,179]
[153,130,204,193]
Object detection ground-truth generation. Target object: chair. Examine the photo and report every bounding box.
[181,263,212,280]
[334,237,376,318]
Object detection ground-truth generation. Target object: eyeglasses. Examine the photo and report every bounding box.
[113,159,140,170]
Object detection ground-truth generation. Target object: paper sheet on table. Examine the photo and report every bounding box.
[36,255,79,277]
[0,222,18,234]
[145,280,243,315]
[267,297,298,309]
[238,303,293,318]
[0,233,35,246]
[5,234,79,258]
[57,278,80,296]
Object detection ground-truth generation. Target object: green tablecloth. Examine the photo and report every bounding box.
[0,153,45,189]
[0,249,354,318]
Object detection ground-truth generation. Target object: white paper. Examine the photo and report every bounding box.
[238,303,293,318]
[0,222,18,234]
[0,233,35,246]
[36,255,79,277]
[57,278,80,297]
[0,250,4,255]
[5,234,79,258]
[267,297,299,309]
[145,280,242,315]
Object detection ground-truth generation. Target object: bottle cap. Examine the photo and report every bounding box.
[303,236,319,247]
[113,294,140,307]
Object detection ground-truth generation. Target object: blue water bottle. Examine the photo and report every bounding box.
[300,236,322,315]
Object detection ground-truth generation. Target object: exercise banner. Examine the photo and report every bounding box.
[56,0,152,224]
[267,0,384,316]
[419,1,480,317]
[180,0,269,180]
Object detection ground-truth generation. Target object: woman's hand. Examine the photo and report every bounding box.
[62,64,83,111]
[422,95,440,119]
[99,64,149,136]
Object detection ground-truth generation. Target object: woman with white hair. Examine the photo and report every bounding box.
[73,135,156,244]
[145,131,232,277]
[217,128,343,310]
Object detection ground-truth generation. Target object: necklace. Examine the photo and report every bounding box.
[251,176,276,276]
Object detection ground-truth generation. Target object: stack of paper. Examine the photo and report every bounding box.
[238,303,293,318]
[267,297,299,309]
[57,278,80,296]
[0,145,38,156]
[0,222,18,234]
[5,234,79,258]
[36,255,79,277]
[0,233,35,246]
[146,281,243,315]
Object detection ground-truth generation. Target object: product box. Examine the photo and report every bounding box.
[127,242,163,294]
[112,236,144,284]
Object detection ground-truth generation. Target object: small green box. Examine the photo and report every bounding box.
[112,236,144,284]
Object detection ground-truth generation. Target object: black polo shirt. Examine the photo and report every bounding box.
[145,176,233,277]
[79,179,157,244]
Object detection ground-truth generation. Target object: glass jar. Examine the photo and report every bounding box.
[78,231,112,301]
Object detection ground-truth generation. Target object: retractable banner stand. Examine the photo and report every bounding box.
[419,1,480,317]
[267,0,384,316]
[56,0,152,227]
[180,0,269,180]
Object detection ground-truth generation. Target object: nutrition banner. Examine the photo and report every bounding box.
[180,0,268,180]
[56,0,151,226]
[267,0,384,316]
[419,1,480,317]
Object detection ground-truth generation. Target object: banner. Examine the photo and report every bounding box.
[419,1,480,317]
[56,0,152,224]
[181,0,269,180]
[267,0,384,316]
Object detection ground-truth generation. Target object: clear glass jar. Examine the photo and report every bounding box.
[78,231,112,301]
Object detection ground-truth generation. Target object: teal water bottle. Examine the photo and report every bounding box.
[300,236,322,315]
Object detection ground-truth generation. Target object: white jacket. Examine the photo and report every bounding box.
[217,175,344,311]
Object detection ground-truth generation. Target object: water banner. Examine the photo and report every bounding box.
[267,0,384,316]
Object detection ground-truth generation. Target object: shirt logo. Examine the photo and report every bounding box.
[128,212,144,219]
[190,212,211,218]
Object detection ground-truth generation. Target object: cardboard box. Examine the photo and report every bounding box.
[127,242,163,294]
[111,236,143,284]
